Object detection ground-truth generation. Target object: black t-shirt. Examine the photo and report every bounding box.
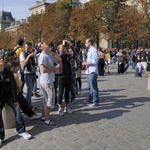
[140,51,147,62]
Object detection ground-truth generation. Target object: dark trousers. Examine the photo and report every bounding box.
[70,75,76,101]
[58,76,71,105]
[75,77,82,93]
[0,97,25,140]
[54,74,60,105]
[98,59,105,76]
[18,92,34,117]
[118,63,124,74]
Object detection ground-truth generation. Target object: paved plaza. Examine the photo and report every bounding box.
[1,63,150,150]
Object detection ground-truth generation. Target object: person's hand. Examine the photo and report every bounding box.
[62,40,67,46]
[53,66,59,71]
[28,52,35,57]
[82,62,87,66]
[14,102,20,107]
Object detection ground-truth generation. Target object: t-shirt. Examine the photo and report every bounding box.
[38,52,55,84]
[140,51,147,62]
[105,53,110,61]
[14,46,24,60]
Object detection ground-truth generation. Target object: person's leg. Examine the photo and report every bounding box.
[54,75,59,105]
[64,77,71,105]
[42,105,50,121]
[88,73,99,105]
[58,77,65,110]
[87,74,92,103]
[70,76,76,101]
[18,92,34,117]
[0,102,5,140]
[6,98,25,134]
[24,74,36,108]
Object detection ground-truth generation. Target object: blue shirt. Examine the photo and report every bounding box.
[38,53,55,84]
[85,46,98,74]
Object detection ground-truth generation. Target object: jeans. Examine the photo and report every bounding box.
[24,74,36,108]
[0,97,25,140]
[87,73,99,104]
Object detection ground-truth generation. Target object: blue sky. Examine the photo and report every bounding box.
[0,0,36,20]
[0,0,83,20]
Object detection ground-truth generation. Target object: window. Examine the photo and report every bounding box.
[41,9,44,14]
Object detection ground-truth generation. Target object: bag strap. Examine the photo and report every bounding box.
[14,46,21,51]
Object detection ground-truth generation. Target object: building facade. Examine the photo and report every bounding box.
[0,11,14,32]
[29,0,57,16]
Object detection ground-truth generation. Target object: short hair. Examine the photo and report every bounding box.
[16,39,24,46]
[87,38,94,45]
[25,42,32,47]
[10,60,20,72]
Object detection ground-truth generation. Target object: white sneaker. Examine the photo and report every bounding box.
[58,109,64,116]
[18,132,32,140]
[29,114,41,120]
[0,139,2,147]
[64,108,73,114]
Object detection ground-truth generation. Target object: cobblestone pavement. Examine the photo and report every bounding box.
[1,64,150,150]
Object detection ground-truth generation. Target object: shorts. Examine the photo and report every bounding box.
[105,61,109,66]
[141,62,147,69]
[41,83,55,107]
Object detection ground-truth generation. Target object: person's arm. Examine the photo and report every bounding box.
[21,52,35,67]
[82,49,98,66]
[10,71,20,107]
[40,64,58,73]
[52,53,62,63]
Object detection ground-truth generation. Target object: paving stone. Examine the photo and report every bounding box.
[1,64,150,150]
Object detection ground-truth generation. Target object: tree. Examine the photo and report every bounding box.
[114,5,145,48]
[0,32,15,49]
[133,0,150,47]
[69,2,106,47]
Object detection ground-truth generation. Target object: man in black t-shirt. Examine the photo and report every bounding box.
[140,47,148,75]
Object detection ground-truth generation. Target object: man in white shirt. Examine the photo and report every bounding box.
[82,38,99,107]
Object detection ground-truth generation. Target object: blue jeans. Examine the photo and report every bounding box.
[87,73,99,104]
[0,97,25,140]
[24,74,36,108]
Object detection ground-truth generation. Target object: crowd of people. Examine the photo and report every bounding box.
[0,37,149,147]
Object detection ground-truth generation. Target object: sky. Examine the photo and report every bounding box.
[0,0,37,20]
[0,0,83,20]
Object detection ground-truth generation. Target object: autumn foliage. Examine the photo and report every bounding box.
[0,0,149,49]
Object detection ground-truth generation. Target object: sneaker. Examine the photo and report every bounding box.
[89,103,99,107]
[44,121,58,127]
[64,108,73,114]
[36,88,40,91]
[34,93,41,97]
[18,132,32,140]
[0,139,3,147]
[29,114,41,120]
[58,109,64,116]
